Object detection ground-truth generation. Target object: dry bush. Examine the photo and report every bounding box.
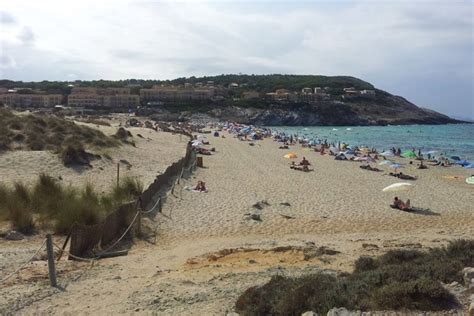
[235,240,473,315]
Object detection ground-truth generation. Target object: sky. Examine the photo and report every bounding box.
[0,0,472,119]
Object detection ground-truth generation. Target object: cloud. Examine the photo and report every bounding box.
[18,26,35,45]
[0,11,16,24]
[0,0,472,118]
[0,54,15,69]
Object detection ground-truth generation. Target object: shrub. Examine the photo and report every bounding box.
[235,241,473,314]
[112,176,143,202]
[31,174,63,215]
[7,183,35,234]
[114,127,132,140]
[61,145,92,166]
[53,186,104,234]
[371,278,454,310]
[0,184,9,220]
[354,256,378,273]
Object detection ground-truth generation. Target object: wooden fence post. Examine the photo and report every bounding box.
[46,234,57,287]
[116,163,120,188]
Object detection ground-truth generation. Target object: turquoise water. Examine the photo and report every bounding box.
[270,124,474,161]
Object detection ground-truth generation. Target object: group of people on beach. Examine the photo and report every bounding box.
[290,157,312,172]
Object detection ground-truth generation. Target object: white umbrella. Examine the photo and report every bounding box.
[354,156,376,163]
[382,182,413,192]
[389,163,404,169]
[381,151,395,157]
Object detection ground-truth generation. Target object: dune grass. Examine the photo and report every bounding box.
[76,117,112,126]
[0,108,119,153]
[235,239,474,315]
[0,174,143,234]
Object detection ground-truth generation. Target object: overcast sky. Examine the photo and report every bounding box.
[0,0,472,119]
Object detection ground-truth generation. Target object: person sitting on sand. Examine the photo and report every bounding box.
[299,157,311,171]
[194,180,207,192]
[392,197,411,210]
[418,161,428,169]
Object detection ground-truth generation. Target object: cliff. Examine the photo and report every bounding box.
[146,93,460,126]
[142,74,461,126]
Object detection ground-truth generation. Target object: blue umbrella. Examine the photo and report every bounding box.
[454,160,470,166]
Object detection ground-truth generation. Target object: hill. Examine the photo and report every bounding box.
[1,75,463,126]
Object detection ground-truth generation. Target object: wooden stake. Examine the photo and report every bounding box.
[116,163,120,187]
[46,234,57,287]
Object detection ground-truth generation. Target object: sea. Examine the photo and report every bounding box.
[269,124,474,161]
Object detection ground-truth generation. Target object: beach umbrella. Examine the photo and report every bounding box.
[450,156,461,161]
[382,182,413,192]
[402,151,417,158]
[381,151,395,157]
[329,146,340,153]
[379,160,393,165]
[354,156,373,162]
[454,160,470,166]
[284,153,298,159]
[366,156,376,163]
[389,163,404,170]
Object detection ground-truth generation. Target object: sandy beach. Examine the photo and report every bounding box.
[1,127,473,314]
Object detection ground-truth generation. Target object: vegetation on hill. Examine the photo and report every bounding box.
[0,74,373,95]
[0,108,118,154]
[0,174,143,234]
[235,239,473,315]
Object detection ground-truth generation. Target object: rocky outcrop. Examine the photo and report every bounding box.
[145,95,462,126]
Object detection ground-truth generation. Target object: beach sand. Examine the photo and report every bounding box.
[1,128,473,314]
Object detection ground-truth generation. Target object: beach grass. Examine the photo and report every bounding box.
[0,174,143,234]
[235,239,473,314]
[0,108,119,154]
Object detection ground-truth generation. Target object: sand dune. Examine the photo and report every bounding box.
[0,118,187,193]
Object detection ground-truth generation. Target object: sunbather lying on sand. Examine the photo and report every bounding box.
[195,147,212,155]
[391,197,411,211]
[360,164,381,172]
[389,172,417,180]
[290,161,313,172]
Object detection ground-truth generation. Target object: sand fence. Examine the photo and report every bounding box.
[68,139,196,258]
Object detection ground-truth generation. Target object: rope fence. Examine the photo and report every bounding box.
[0,239,46,284]
[1,133,199,287]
